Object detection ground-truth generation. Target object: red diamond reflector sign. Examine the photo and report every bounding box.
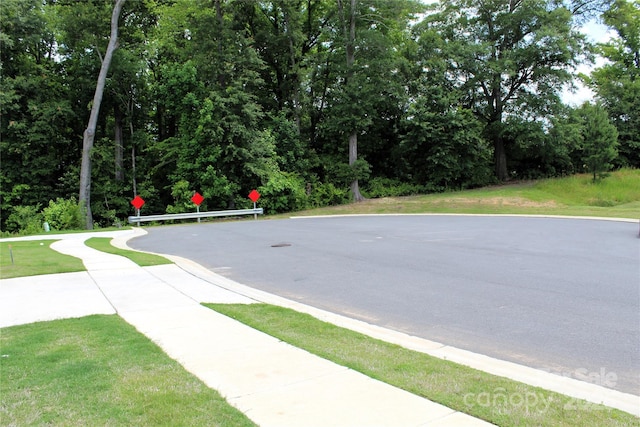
[131,195,145,210]
[191,192,204,206]
[248,189,260,203]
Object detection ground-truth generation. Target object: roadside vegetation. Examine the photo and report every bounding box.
[206,303,639,427]
[3,169,639,238]
[0,315,256,427]
[84,237,171,266]
[295,169,640,219]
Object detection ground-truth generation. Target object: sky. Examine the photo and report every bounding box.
[561,20,615,106]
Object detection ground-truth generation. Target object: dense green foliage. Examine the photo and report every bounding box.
[1,0,637,231]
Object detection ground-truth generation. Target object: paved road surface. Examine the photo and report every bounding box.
[129,215,640,394]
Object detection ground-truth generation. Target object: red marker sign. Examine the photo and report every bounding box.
[131,195,145,210]
[248,189,260,203]
[191,192,204,206]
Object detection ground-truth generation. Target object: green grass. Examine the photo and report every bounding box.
[205,303,639,427]
[84,237,172,266]
[533,169,640,207]
[0,240,85,279]
[0,237,171,280]
[0,315,257,427]
[292,169,640,219]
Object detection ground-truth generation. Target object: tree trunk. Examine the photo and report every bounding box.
[494,134,508,181]
[215,0,226,88]
[338,0,365,202]
[128,98,137,197]
[114,103,124,181]
[283,7,301,134]
[79,0,126,229]
[488,105,508,181]
[349,131,365,201]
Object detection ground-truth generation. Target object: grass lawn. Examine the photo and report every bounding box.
[206,303,639,427]
[0,315,256,427]
[0,237,170,280]
[292,169,640,219]
[0,240,85,279]
[84,237,172,266]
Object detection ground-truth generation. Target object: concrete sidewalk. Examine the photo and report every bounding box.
[0,229,492,427]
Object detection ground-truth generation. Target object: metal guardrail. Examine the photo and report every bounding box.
[127,208,263,224]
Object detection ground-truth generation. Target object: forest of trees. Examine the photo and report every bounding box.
[1,0,638,230]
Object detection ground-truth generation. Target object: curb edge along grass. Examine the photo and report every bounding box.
[119,221,639,418]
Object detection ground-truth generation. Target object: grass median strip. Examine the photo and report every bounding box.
[0,315,256,427]
[0,240,85,279]
[84,237,172,266]
[205,303,639,427]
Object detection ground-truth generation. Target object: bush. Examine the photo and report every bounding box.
[166,180,195,215]
[42,197,83,231]
[202,166,237,210]
[308,182,349,207]
[4,205,43,234]
[325,159,372,187]
[363,178,427,198]
[258,172,307,214]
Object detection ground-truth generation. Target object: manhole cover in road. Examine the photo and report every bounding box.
[271,242,292,248]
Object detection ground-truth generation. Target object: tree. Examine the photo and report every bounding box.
[577,102,619,180]
[399,22,492,188]
[588,0,640,167]
[149,0,272,209]
[0,0,76,230]
[336,0,365,200]
[317,0,422,200]
[423,0,588,180]
[568,0,616,18]
[78,0,126,229]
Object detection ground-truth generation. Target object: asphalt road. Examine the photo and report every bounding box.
[129,215,640,394]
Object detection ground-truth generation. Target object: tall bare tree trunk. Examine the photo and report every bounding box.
[214,0,226,88]
[338,0,365,201]
[128,98,137,197]
[79,0,126,229]
[282,5,301,134]
[114,104,124,181]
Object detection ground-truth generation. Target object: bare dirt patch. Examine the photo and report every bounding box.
[434,197,559,208]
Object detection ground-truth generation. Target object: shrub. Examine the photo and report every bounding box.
[166,180,195,215]
[202,166,237,210]
[258,172,307,214]
[4,205,43,234]
[42,198,82,231]
[363,178,427,198]
[325,159,372,187]
[308,182,349,207]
